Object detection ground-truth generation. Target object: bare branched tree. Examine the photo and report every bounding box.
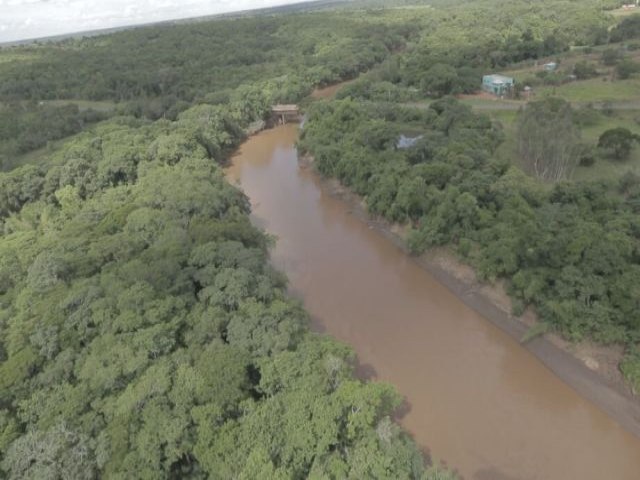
[517,98,580,182]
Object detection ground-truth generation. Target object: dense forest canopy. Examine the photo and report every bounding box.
[0,7,418,169]
[0,13,411,103]
[1,0,639,477]
[0,4,463,479]
[0,109,447,478]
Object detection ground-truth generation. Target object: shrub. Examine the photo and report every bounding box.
[573,61,598,80]
[598,127,640,160]
[616,59,640,80]
[601,48,622,66]
[619,171,640,194]
[578,149,597,166]
[621,348,640,395]
[573,105,602,127]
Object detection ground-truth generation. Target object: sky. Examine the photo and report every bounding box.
[0,0,314,42]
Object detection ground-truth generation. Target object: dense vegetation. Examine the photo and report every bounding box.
[299,0,640,390]
[334,0,614,102]
[609,13,640,43]
[0,94,456,480]
[1,0,639,476]
[0,8,417,169]
[0,103,109,169]
[300,96,640,347]
[0,13,410,104]
[0,5,460,479]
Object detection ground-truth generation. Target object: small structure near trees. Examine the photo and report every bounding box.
[481,74,514,96]
[396,134,423,149]
[271,104,300,124]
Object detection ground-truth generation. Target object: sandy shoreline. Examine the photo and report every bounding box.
[297,153,640,440]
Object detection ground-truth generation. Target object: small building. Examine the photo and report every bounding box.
[271,104,300,124]
[397,134,423,149]
[543,62,558,72]
[481,74,515,96]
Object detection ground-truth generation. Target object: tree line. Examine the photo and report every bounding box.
[299,96,640,352]
[0,5,459,478]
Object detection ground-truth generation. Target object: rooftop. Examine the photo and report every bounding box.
[272,104,299,112]
[484,74,514,83]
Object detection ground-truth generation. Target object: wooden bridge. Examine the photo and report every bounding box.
[272,104,300,124]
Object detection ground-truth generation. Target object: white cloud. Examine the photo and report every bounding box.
[0,0,314,42]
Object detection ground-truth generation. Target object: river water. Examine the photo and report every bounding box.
[226,124,640,479]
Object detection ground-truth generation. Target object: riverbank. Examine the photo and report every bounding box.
[298,152,640,439]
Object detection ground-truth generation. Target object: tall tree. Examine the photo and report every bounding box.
[516,98,581,182]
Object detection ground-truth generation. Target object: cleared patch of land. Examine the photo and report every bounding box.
[41,99,117,112]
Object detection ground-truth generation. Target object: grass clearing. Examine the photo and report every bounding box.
[42,99,118,112]
[538,77,640,103]
[0,50,41,65]
[574,110,640,182]
[609,6,640,18]
[481,103,640,183]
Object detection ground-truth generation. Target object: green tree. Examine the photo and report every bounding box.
[616,59,640,80]
[573,61,598,80]
[598,127,640,160]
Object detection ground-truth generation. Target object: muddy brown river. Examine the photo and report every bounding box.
[227,124,640,480]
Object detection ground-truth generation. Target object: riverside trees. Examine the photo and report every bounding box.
[0,6,458,479]
[300,96,640,348]
[299,2,640,386]
[0,103,449,478]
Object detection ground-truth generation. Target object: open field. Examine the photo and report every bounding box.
[480,106,640,183]
[577,110,640,182]
[609,6,640,18]
[0,51,41,64]
[537,77,640,103]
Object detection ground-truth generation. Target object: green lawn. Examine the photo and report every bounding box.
[42,99,117,112]
[538,77,640,103]
[484,109,523,170]
[495,39,640,105]
[482,106,640,183]
[574,111,640,182]
[609,6,640,17]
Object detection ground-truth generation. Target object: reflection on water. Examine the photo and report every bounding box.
[227,125,640,480]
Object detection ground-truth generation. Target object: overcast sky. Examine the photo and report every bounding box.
[0,0,314,42]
